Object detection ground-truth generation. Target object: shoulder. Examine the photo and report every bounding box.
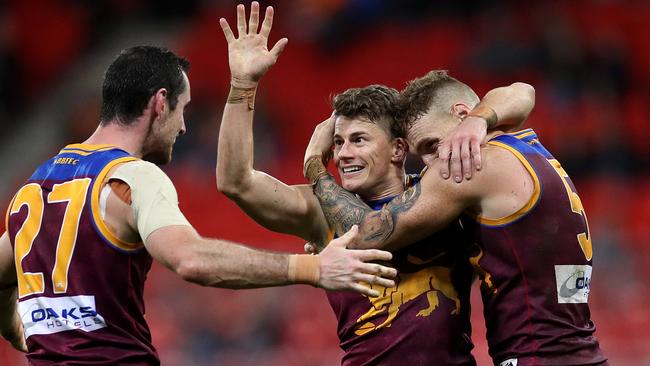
[110,161,177,197]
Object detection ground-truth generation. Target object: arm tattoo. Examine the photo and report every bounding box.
[313,174,422,249]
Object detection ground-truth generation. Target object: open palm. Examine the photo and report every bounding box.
[220,2,288,88]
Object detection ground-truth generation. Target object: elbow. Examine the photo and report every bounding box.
[216,174,248,199]
[176,258,209,286]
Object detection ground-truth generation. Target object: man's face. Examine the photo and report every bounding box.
[333,116,396,197]
[143,72,191,164]
[406,110,457,166]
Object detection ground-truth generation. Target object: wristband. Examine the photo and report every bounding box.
[227,85,257,110]
[304,155,330,185]
[468,105,498,129]
[288,254,320,285]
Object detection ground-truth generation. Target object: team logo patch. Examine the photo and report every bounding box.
[18,295,107,338]
[555,265,592,304]
[499,359,517,366]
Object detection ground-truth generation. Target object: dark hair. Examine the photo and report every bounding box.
[398,70,478,129]
[332,84,403,138]
[100,46,190,125]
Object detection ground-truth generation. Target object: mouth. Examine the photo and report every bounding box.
[340,165,365,176]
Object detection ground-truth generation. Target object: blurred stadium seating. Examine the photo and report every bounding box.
[1,0,648,365]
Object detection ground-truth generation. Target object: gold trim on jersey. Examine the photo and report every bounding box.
[5,192,17,235]
[469,140,541,226]
[508,128,535,139]
[90,156,143,252]
[59,144,119,156]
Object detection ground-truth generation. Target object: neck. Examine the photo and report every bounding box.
[83,120,147,158]
[485,129,504,142]
[359,169,405,202]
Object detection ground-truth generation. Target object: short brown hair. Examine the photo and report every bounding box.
[398,70,479,129]
[332,84,403,138]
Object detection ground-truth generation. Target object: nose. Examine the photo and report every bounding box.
[337,141,354,160]
[178,120,186,136]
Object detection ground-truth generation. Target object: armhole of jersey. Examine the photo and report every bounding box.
[89,156,144,253]
[466,139,541,227]
[5,192,17,235]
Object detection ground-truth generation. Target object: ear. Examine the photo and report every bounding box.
[391,137,408,164]
[152,88,168,121]
[450,102,472,120]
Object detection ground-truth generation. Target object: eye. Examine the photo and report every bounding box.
[333,138,343,146]
[354,136,365,144]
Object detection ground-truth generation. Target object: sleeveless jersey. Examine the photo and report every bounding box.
[460,129,607,366]
[5,144,159,365]
[328,175,476,366]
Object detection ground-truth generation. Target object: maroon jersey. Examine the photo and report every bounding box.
[460,130,606,366]
[5,144,159,365]
[328,176,476,366]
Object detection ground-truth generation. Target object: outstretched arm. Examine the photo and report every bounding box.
[216,2,329,245]
[146,224,397,297]
[0,232,27,352]
[438,82,535,182]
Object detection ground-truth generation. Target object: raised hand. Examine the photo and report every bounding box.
[437,116,487,182]
[317,226,397,297]
[219,2,288,88]
[304,115,336,174]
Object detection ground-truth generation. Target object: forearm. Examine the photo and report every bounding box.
[216,85,257,195]
[475,82,535,131]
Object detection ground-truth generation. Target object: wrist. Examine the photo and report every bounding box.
[227,84,257,110]
[304,155,330,184]
[468,105,498,129]
[288,254,320,286]
[230,76,258,89]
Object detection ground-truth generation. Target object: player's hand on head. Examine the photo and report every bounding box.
[438,115,486,183]
[317,225,397,297]
[219,2,289,88]
[304,114,336,168]
[0,310,27,352]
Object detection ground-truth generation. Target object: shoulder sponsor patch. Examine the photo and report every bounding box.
[18,295,107,338]
[555,265,591,304]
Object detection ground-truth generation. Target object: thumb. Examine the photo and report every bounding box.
[331,225,359,248]
[270,38,288,58]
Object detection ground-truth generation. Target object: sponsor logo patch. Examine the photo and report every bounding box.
[555,265,591,304]
[499,359,517,366]
[18,295,107,338]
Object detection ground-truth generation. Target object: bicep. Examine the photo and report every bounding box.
[0,232,16,287]
[356,162,478,252]
[233,175,329,243]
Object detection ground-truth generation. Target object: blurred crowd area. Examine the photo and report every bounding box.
[1,0,650,365]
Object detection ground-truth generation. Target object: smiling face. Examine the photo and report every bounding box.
[333,115,404,200]
[142,72,191,164]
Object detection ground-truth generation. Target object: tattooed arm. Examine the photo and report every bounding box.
[307,144,531,251]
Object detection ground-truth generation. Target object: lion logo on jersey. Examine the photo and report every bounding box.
[354,266,461,335]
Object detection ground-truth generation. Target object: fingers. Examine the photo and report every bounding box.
[450,138,462,183]
[350,282,381,298]
[358,261,397,279]
[236,3,247,38]
[354,248,393,263]
[460,140,472,180]
[270,38,288,58]
[438,140,451,179]
[355,273,395,289]
[471,138,482,170]
[219,18,235,43]
[330,225,358,248]
[260,6,274,39]
[248,1,260,35]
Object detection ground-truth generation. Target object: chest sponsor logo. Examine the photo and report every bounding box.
[555,265,591,304]
[18,295,107,338]
[499,359,517,366]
